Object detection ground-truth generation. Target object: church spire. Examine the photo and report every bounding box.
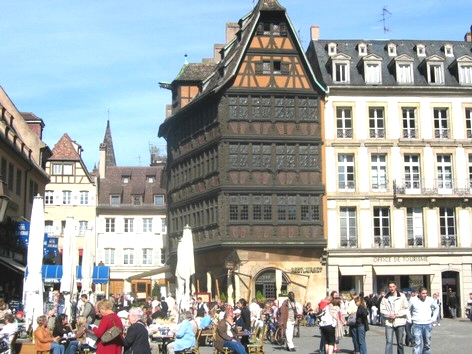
[100,119,117,168]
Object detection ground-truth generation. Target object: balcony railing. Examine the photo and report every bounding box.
[369,129,385,139]
[394,178,472,197]
[374,235,391,248]
[337,128,353,138]
[338,181,355,191]
[340,238,357,247]
[441,235,457,247]
[434,128,450,139]
[402,128,418,139]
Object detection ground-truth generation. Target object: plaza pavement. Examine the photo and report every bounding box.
[198,318,471,354]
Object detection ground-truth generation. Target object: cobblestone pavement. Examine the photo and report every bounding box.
[198,318,471,354]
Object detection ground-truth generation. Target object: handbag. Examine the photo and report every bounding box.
[0,339,9,354]
[101,316,122,343]
[347,312,357,326]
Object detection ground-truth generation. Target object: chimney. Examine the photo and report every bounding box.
[311,25,320,41]
[214,44,224,61]
[99,143,106,179]
[465,25,472,42]
[226,22,239,43]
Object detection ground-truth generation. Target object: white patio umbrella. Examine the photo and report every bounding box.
[23,195,46,332]
[175,225,195,312]
[80,227,93,296]
[60,216,76,317]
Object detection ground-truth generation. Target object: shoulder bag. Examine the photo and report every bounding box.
[101,315,122,343]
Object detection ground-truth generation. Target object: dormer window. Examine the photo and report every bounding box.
[456,55,472,85]
[425,56,445,84]
[331,54,352,83]
[358,43,367,57]
[416,44,426,57]
[443,44,453,57]
[328,43,337,56]
[147,176,156,183]
[256,22,287,37]
[132,195,142,206]
[363,55,383,84]
[393,55,414,84]
[387,43,397,56]
[110,195,120,206]
[122,175,131,183]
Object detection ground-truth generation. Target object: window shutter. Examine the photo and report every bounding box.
[281,62,290,75]
[255,62,263,75]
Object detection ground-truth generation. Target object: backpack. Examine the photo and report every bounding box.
[85,302,96,323]
[318,308,336,328]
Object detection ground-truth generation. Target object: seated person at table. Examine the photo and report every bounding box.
[0,314,18,346]
[166,311,196,354]
[34,315,65,354]
[52,314,79,354]
[215,311,246,354]
[123,307,151,354]
[199,309,214,330]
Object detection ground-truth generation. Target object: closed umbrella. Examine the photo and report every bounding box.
[80,227,93,296]
[175,225,195,312]
[60,216,76,317]
[23,195,46,332]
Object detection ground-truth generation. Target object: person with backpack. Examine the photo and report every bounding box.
[78,294,96,324]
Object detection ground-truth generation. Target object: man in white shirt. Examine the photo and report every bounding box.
[249,298,262,328]
[409,287,439,354]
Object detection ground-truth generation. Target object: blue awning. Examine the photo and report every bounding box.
[76,265,110,284]
[42,265,62,283]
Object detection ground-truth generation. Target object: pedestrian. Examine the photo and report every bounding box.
[351,296,369,354]
[317,295,332,354]
[409,287,439,354]
[331,297,345,353]
[465,292,472,321]
[346,289,359,352]
[380,281,409,354]
[122,307,151,354]
[279,291,302,352]
[92,299,124,354]
[445,288,458,318]
[431,293,441,326]
[318,298,339,354]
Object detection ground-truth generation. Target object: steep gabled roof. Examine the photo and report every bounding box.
[159,0,326,137]
[51,133,81,161]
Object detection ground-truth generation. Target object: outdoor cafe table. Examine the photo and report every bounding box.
[151,332,174,354]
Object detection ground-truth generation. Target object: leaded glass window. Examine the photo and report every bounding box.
[229,144,248,168]
[276,145,296,169]
[252,145,271,168]
[300,146,319,168]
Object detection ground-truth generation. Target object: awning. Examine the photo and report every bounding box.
[0,256,26,274]
[126,265,172,282]
[42,265,63,283]
[339,266,365,276]
[374,266,432,276]
[92,266,110,284]
[77,265,110,284]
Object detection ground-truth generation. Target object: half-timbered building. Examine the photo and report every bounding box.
[159,0,327,303]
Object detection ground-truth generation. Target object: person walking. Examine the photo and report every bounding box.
[431,293,441,326]
[445,288,458,318]
[409,287,439,354]
[351,297,369,354]
[380,281,409,354]
[279,291,302,352]
[465,292,472,321]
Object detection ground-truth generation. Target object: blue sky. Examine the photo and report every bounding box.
[0,0,470,169]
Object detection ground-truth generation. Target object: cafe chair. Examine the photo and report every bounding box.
[211,326,234,354]
[247,325,266,354]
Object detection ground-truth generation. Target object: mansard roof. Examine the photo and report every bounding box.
[308,39,472,87]
[97,165,166,207]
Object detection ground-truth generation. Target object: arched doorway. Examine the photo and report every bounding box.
[255,269,288,301]
[442,270,460,318]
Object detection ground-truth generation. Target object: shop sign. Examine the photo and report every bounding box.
[372,256,428,263]
[291,267,323,274]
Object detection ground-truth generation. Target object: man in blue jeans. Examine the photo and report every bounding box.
[380,281,409,354]
[409,287,439,354]
[214,311,246,354]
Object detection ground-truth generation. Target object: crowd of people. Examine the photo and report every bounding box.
[0,284,468,354]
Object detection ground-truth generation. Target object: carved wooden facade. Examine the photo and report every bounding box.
[159,0,327,301]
